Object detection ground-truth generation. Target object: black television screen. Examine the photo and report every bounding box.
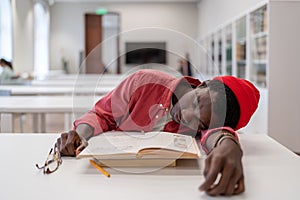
[125,42,167,64]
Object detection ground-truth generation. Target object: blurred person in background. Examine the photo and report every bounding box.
[0,58,15,81]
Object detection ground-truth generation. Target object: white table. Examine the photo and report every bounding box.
[0,133,299,200]
[0,85,114,96]
[0,96,102,132]
[47,74,123,80]
[31,79,119,87]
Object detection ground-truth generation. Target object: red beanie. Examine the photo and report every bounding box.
[213,76,260,130]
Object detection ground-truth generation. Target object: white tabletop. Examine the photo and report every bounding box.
[0,85,114,95]
[47,74,123,80]
[0,133,299,200]
[31,79,120,87]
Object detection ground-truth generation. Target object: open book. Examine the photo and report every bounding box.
[77,131,201,167]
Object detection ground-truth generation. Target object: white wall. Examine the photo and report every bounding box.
[11,0,34,74]
[50,2,199,74]
[238,88,268,135]
[197,0,264,37]
[102,14,119,73]
[268,1,300,152]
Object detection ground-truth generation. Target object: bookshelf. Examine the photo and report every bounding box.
[217,30,222,75]
[199,2,268,88]
[235,16,247,79]
[211,34,215,75]
[250,5,268,87]
[202,39,208,75]
[225,24,232,75]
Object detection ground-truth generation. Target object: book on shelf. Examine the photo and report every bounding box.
[236,43,246,61]
[263,8,267,32]
[252,36,267,60]
[226,45,232,61]
[77,131,201,167]
[251,6,267,34]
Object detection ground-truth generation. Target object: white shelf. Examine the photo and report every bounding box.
[226,61,232,65]
[251,31,268,39]
[252,60,267,64]
[237,38,246,44]
[237,60,246,64]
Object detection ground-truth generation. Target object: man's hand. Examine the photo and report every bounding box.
[199,139,244,196]
[56,130,87,157]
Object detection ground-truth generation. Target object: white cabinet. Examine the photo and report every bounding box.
[200,2,268,88]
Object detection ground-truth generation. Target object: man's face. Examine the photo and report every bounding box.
[170,82,219,131]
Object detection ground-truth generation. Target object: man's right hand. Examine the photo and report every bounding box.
[56,130,87,157]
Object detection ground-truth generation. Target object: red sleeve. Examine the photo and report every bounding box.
[73,72,139,136]
[200,127,239,154]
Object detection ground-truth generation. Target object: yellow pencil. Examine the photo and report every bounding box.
[89,159,111,178]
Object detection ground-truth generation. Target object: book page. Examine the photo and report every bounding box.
[79,132,143,157]
[139,132,197,154]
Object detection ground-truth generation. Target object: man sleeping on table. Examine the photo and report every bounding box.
[55,69,260,196]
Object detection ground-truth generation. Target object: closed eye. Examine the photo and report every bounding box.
[199,120,208,130]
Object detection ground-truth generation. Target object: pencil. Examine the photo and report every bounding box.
[89,159,111,178]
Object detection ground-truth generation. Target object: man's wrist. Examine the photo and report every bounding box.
[217,137,243,155]
[75,123,94,141]
[216,134,241,150]
[204,130,240,154]
[204,131,224,153]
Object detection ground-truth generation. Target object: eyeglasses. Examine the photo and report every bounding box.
[36,144,62,174]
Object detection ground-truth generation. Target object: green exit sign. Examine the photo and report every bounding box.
[96,8,108,15]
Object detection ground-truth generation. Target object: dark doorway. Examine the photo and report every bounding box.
[84,13,121,74]
[85,14,104,74]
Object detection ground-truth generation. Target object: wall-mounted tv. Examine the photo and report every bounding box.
[125,42,167,65]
